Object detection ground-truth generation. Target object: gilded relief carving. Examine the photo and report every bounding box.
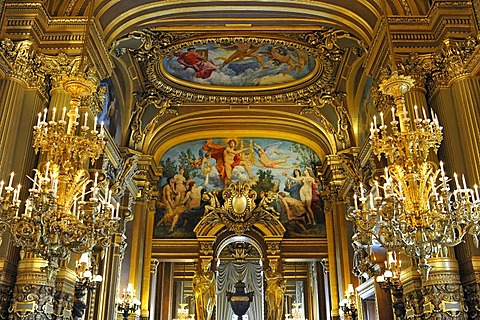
[196,183,280,236]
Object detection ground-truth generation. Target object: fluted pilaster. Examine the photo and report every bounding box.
[0,78,27,175]
[449,76,480,184]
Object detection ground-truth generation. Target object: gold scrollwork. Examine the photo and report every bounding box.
[195,182,283,236]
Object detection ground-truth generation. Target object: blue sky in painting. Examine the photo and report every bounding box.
[159,138,320,192]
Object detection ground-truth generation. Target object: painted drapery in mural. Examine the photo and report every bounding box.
[153,138,325,239]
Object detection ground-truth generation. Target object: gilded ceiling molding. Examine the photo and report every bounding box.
[388,1,474,50]
[129,86,179,148]
[298,91,353,151]
[99,1,376,46]
[122,28,367,106]
[145,108,334,164]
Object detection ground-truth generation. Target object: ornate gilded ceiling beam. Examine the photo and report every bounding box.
[99,1,378,47]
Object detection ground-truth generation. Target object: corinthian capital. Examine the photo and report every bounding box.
[430,37,480,89]
[397,53,435,89]
[0,38,45,92]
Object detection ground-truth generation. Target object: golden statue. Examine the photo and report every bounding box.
[265,262,286,320]
[193,260,216,320]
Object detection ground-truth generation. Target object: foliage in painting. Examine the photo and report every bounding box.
[154,138,325,239]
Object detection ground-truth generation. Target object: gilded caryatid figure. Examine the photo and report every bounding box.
[265,262,286,320]
[193,260,216,320]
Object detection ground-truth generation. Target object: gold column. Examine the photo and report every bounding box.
[94,231,127,320]
[127,200,147,292]
[0,78,27,174]
[140,204,155,320]
[324,196,340,320]
[421,257,467,319]
[0,39,50,319]
[333,201,353,289]
[449,76,480,183]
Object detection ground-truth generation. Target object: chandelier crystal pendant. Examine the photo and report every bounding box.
[347,72,480,279]
[0,76,119,277]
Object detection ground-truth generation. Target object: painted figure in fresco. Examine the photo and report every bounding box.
[265,46,299,76]
[284,168,302,200]
[220,42,269,69]
[201,151,214,185]
[173,167,192,205]
[159,177,177,210]
[265,262,286,320]
[294,48,309,76]
[193,260,216,320]
[184,181,204,210]
[277,192,308,233]
[202,139,254,187]
[283,169,316,225]
[253,143,296,169]
[174,48,217,79]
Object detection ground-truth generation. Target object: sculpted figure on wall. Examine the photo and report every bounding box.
[193,260,216,320]
[265,260,286,320]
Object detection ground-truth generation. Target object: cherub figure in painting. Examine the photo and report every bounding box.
[264,46,299,75]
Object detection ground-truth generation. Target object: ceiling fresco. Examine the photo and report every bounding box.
[162,42,317,90]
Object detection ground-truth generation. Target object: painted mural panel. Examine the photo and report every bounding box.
[98,79,122,145]
[153,138,325,239]
[163,42,316,88]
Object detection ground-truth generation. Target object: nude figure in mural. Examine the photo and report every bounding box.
[283,169,316,225]
[254,143,296,169]
[202,139,254,187]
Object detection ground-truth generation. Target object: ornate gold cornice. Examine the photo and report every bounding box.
[389,1,474,51]
[3,2,112,80]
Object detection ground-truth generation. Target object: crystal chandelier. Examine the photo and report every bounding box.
[174,263,195,320]
[347,72,480,278]
[117,283,141,320]
[0,75,119,277]
[339,284,357,320]
[174,303,195,320]
[286,302,307,320]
